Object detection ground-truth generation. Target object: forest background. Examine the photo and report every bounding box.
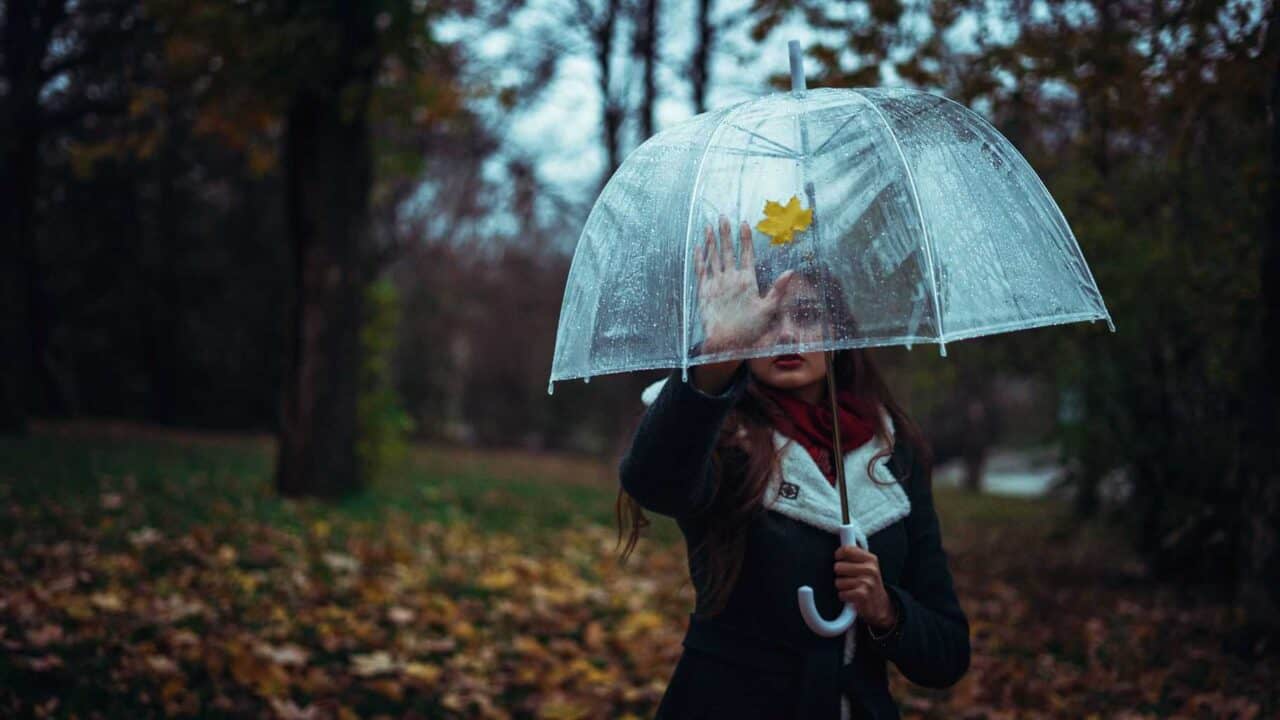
[2,0,1277,717]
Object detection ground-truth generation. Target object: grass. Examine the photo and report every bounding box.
[2,421,1052,558]
[0,421,645,553]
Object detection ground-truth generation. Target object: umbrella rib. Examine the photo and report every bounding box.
[706,145,797,160]
[850,89,946,351]
[681,111,731,381]
[811,113,860,155]
[724,122,799,158]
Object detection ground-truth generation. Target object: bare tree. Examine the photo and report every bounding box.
[690,0,713,113]
[632,0,658,139]
[585,0,625,180]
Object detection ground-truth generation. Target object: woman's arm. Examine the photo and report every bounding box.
[620,216,792,518]
[617,361,749,519]
[866,446,972,689]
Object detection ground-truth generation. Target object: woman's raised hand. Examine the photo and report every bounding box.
[695,215,797,355]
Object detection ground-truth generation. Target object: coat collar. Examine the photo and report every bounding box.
[639,376,911,538]
[763,409,911,538]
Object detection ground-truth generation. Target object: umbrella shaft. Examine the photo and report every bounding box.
[826,350,850,524]
[788,40,807,93]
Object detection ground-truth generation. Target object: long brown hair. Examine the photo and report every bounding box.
[614,347,934,619]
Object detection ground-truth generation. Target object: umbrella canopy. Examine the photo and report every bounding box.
[549,81,1113,393]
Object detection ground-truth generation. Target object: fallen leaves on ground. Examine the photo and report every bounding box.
[1,489,696,719]
[1,444,1276,719]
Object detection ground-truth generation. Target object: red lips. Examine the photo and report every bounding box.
[773,354,803,367]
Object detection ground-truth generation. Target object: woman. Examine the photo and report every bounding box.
[616,217,970,719]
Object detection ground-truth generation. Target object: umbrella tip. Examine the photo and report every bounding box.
[788,40,806,94]
[939,342,948,358]
[547,381,555,396]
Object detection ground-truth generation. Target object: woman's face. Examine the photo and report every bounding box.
[745,276,828,395]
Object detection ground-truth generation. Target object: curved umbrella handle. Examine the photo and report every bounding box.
[798,523,868,637]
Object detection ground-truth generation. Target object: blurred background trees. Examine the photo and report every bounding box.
[2,0,1275,624]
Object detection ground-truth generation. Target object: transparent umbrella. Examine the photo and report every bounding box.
[548,42,1113,637]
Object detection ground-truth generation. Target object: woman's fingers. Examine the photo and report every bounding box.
[835,576,877,591]
[764,269,798,306]
[835,545,875,562]
[718,216,733,273]
[834,560,878,578]
[738,221,755,273]
[697,225,714,279]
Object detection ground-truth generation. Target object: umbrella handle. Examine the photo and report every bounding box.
[798,523,867,637]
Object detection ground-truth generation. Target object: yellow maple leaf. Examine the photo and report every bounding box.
[756,195,813,246]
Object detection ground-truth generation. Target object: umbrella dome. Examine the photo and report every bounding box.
[548,85,1113,393]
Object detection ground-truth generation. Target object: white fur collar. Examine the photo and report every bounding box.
[639,376,912,538]
[764,417,911,537]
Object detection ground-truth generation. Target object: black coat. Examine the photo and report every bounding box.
[618,364,971,720]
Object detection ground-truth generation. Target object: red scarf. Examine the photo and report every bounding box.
[756,382,878,488]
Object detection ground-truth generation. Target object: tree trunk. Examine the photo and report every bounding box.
[957,368,993,494]
[960,397,987,494]
[1239,2,1280,629]
[1091,0,1113,179]
[143,125,183,425]
[0,126,37,435]
[1072,467,1101,518]
[275,3,376,498]
[634,0,658,140]
[0,0,60,434]
[595,0,622,183]
[691,0,713,113]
